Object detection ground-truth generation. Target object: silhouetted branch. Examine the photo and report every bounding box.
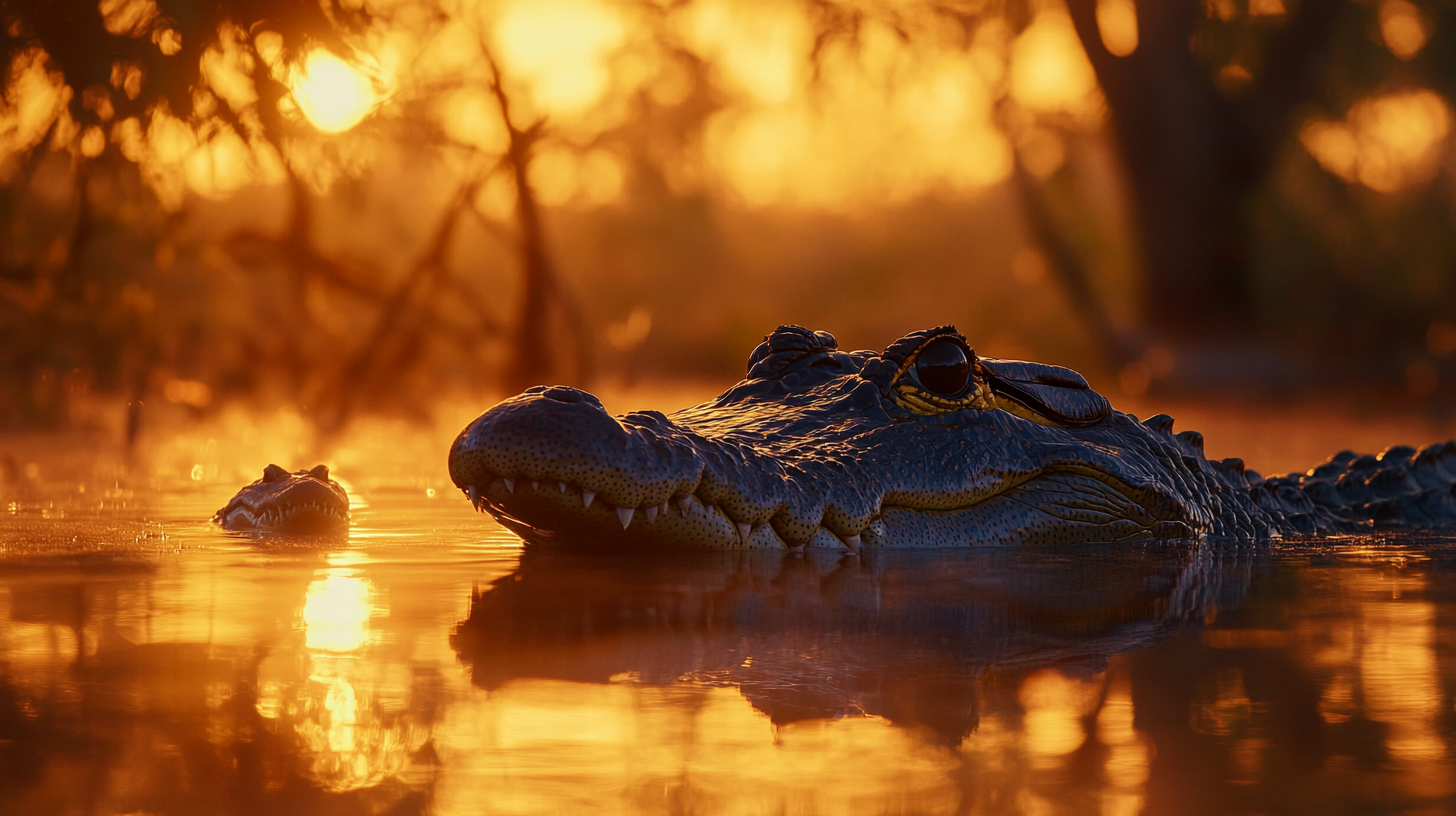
[317,166,500,431]
[483,49,562,393]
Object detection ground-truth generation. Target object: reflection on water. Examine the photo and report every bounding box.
[4,464,1456,813]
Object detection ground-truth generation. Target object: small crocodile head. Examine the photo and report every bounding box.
[215,464,350,533]
[449,325,1223,548]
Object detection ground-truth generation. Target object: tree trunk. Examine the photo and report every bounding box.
[1062,0,1343,341]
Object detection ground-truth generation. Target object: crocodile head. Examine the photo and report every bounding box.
[214,464,350,533]
[448,325,1227,549]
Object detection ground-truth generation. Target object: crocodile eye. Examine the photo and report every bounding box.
[915,339,970,395]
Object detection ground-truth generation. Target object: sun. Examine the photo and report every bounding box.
[291,48,377,133]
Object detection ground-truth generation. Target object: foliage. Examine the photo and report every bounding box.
[2,0,1455,433]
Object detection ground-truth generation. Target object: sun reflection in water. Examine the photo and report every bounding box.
[280,553,430,792]
[303,569,373,653]
[1097,663,1149,814]
[1020,668,1100,766]
[1360,598,1444,761]
[435,681,964,814]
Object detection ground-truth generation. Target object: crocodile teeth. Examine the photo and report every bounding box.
[737,522,752,543]
[616,506,634,529]
[467,485,480,511]
[502,478,514,493]
[841,534,861,550]
[530,480,538,491]
[645,505,658,522]
[676,497,692,517]
[582,490,595,508]
[558,482,566,493]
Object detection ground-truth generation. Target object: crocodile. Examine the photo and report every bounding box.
[447,325,1456,549]
[214,464,350,532]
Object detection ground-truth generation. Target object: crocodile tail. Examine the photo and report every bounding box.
[1267,441,1456,534]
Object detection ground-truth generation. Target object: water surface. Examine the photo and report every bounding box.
[3,422,1456,815]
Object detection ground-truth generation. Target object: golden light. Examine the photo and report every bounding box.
[578,149,625,205]
[302,571,373,653]
[323,677,360,752]
[1301,89,1451,192]
[1360,599,1445,761]
[201,25,258,112]
[438,88,509,153]
[291,48,378,133]
[184,127,257,198]
[1381,0,1428,60]
[695,17,1011,210]
[80,126,106,157]
[1097,666,1149,816]
[681,1,808,106]
[435,682,963,814]
[1096,0,1139,57]
[1010,13,1099,113]
[1,50,69,159]
[494,0,626,115]
[526,147,579,206]
[1019,669,1100,766]
[98,0,159,37]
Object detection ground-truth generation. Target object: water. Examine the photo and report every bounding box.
[3,417,1456,815]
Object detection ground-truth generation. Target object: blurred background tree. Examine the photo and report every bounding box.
[1,0,1454,435]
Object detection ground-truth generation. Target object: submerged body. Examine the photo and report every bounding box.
[215,464,350,533]
[448,325,1456,549]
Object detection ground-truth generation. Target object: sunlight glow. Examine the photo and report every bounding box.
[494,0,626,115]
[1380,0,1428,60]
[1096,0,1139,57]
[98,0,159,37]
[682,1,808,106]
[201,25,258,112]
[1011,13,1100,114]
[184,127,258,199]
[695,13,1013,210]
[292,49,378,133]
[0,50,69,162]
[1301,90,1451,192]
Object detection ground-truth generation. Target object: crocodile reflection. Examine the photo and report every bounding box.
[452,543,1255,742]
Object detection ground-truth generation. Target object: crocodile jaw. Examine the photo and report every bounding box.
[448,385,1200,549]
[460,472,1193,549]
[216,478,349,533]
